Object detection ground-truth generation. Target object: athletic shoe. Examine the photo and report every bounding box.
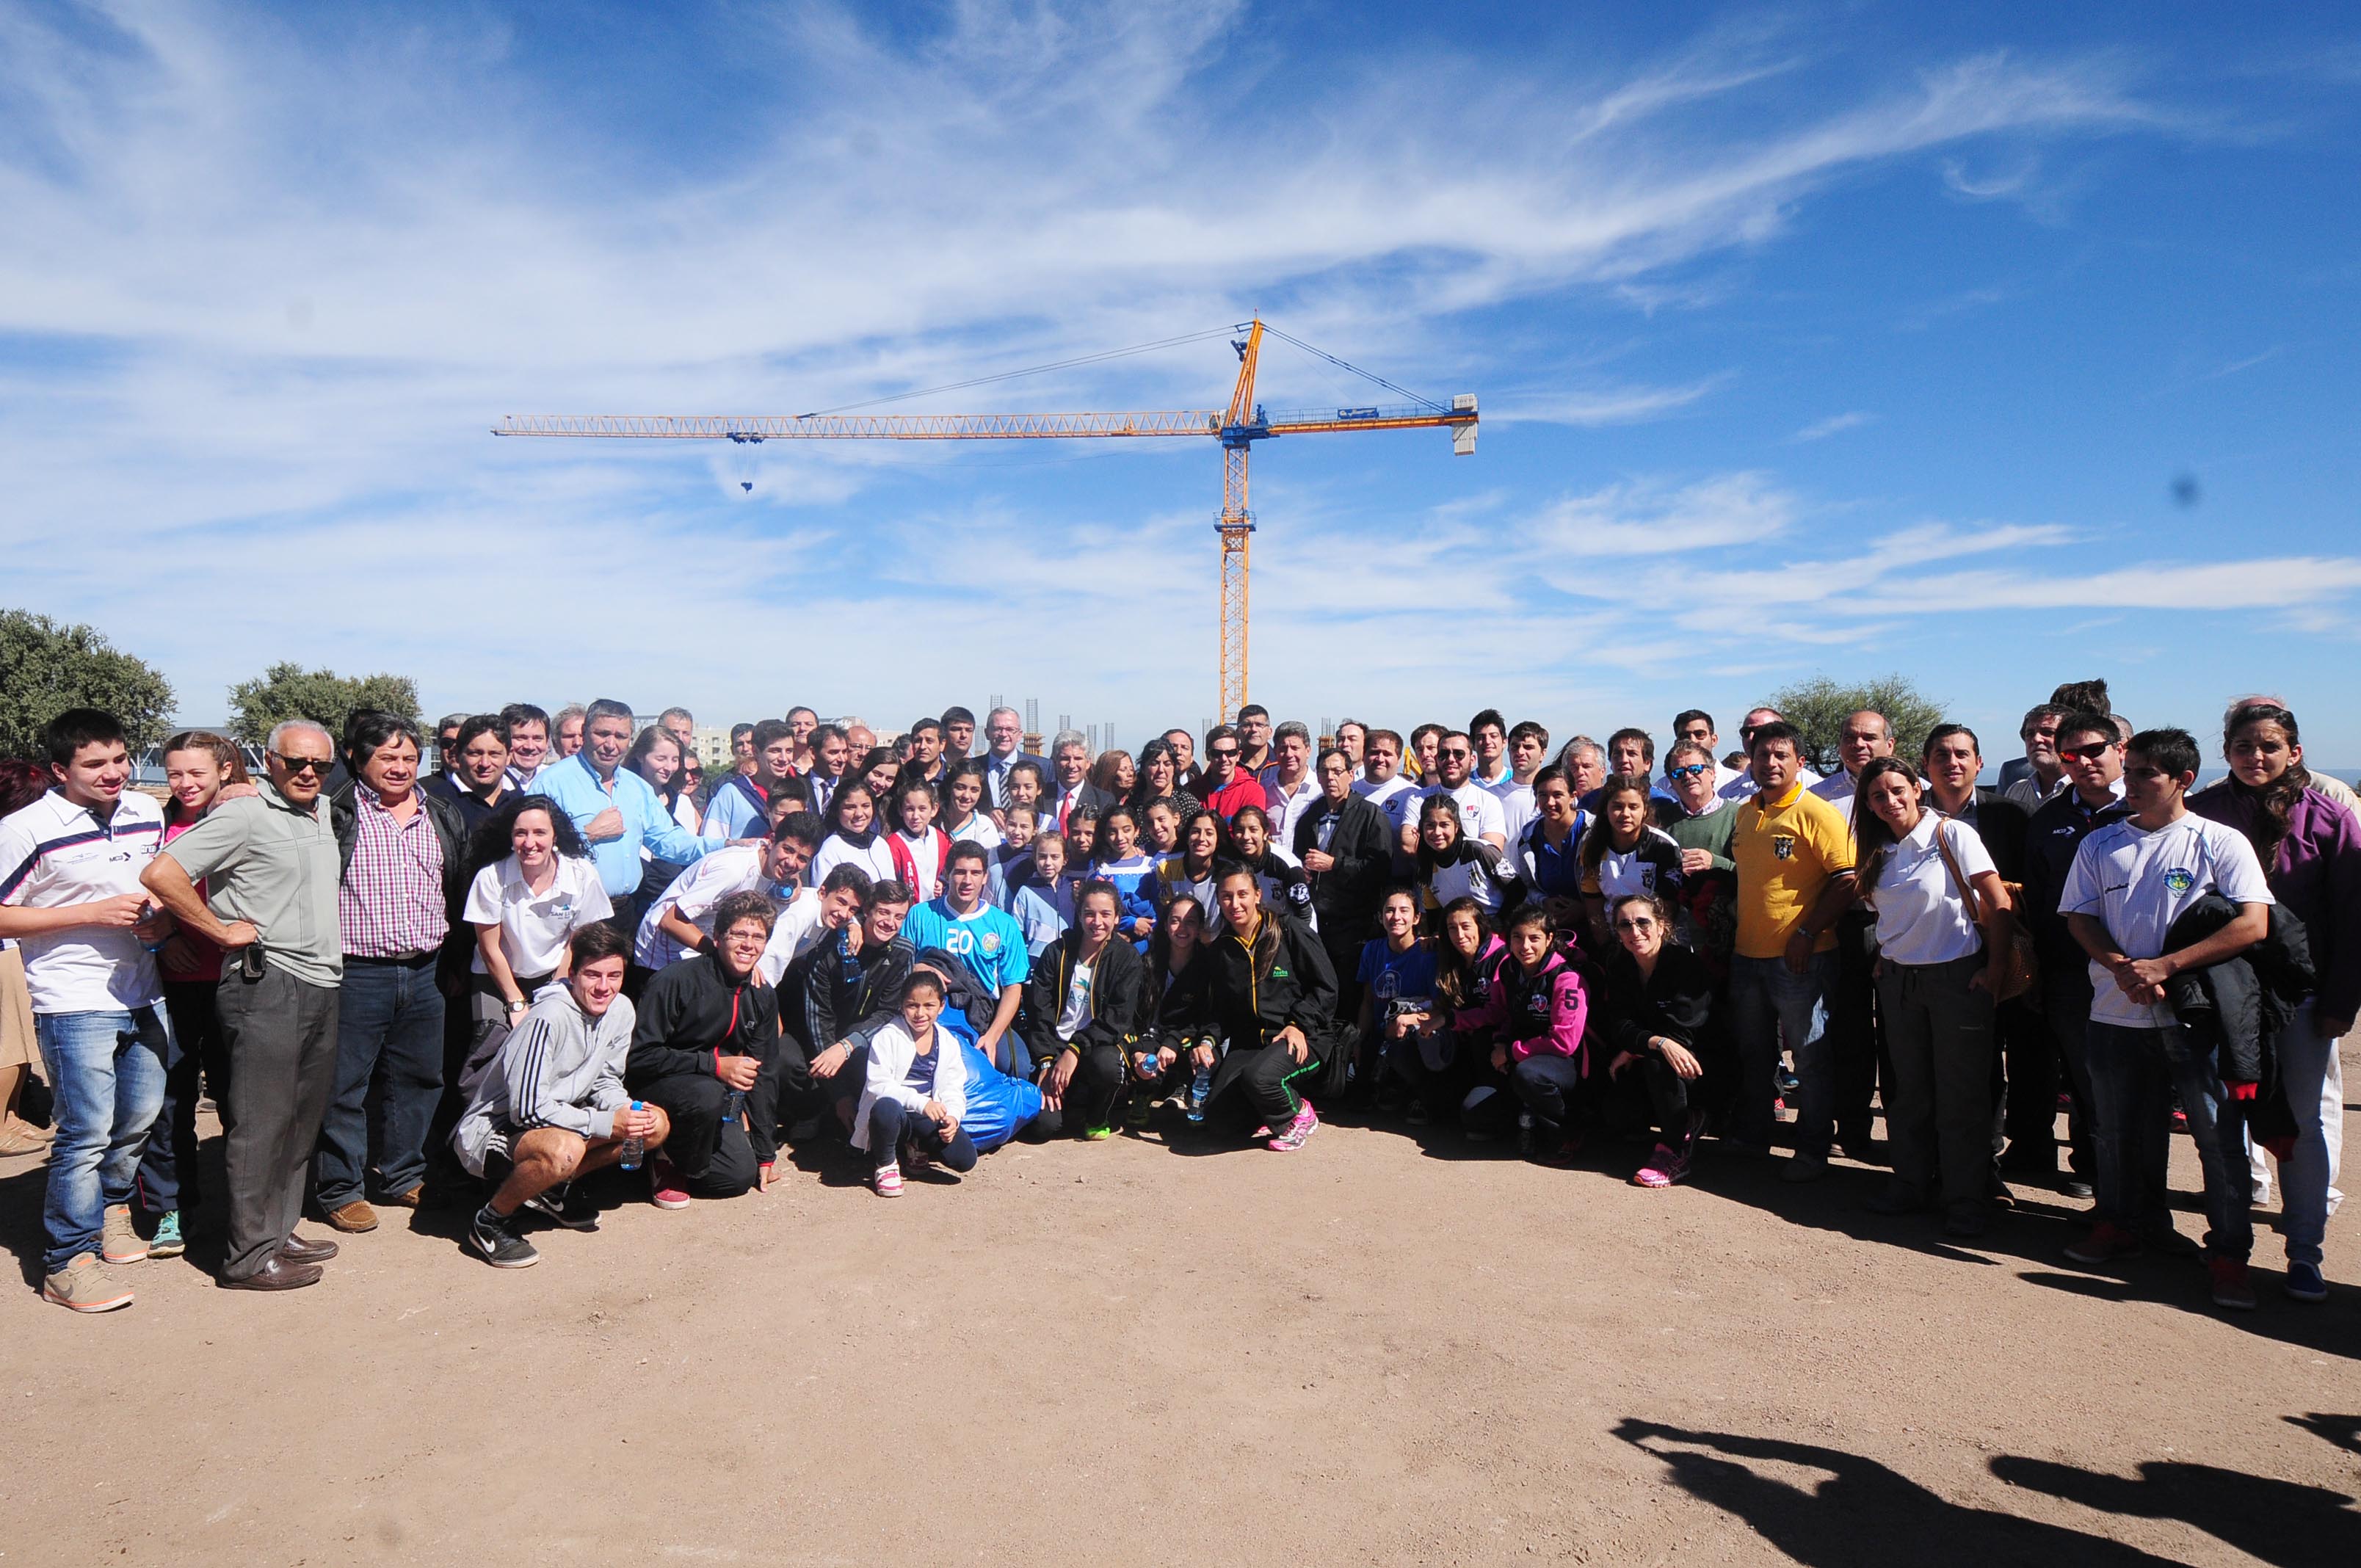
[1943,1207,1991,1239]
[1780,1153,1828,1184]
[101,1203,148,1264]
[650,1160,691,1211]
[1776,1069,1800,1097]
[1267,1100,1319,1153]
[1402,1101,1432,1127]
[1123,1092,1153,1129]
[148,1210,186,1258]
[523,1183,600,1233]
[873,1164,904,1197]
[2059,1177,2094,1201]
[2285,1261,2328,1302]
[2208,1257,2257,1312]
[1633,1144,1683,1188]
[2064,1222,2141,1265]
[466,1205,540,1269]
[1082,1125,1116,1141]
[2140,1224,2202,1258]
[43,1252,133,1313]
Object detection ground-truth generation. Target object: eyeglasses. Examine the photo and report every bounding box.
[1612,918,1658,932]
[2058,741,2115,763]
[272,752,333,775]
[1667,763,1710,781]
[1440,747,1470,760]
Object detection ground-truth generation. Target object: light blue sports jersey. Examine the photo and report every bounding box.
[900,896,1033,996]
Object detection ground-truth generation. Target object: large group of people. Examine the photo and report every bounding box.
[1,682,2350,1316]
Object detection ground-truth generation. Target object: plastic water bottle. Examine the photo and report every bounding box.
[620,1100,646,1170]
[720,1085,746,1127]
[1134,1050,1160,1085]
[1186,1062,1212,1122]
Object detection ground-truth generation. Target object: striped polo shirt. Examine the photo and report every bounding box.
[0,787,167,1013]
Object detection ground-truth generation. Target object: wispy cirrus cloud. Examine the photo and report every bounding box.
[1791,410,1874,441]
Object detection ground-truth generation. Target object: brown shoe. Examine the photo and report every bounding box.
[218,1255,324,1292]
[322,1199,379,1233]
[382,1185,424,1210]
[278,1233,340,1264]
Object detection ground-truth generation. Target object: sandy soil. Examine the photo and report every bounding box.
[5,1049,2357,1567]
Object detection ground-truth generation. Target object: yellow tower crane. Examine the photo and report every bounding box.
[493,319,1476,715]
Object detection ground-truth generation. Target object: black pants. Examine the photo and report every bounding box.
[1600,1050,1704,1139]
[637,1060,781,1196]
[213,968,340,1281]
[1879,951,1997,1210]
[1387,1028,1478,1120]
[2037,961,2098,1179]
[140,976,233,1213]
[1203,1036,1325,1132]
[867,1097,978,1172]
[1827,911,1882,1144]
[1063,1045,1128,1133]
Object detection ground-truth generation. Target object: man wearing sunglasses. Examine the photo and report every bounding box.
[1197,725,1268,824]
[1719,707,1822,803]
[144,720,347,1293]
[1400,730,1508,857]
[2013,710,2134,1200]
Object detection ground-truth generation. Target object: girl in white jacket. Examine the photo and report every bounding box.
[854,971,974,1196]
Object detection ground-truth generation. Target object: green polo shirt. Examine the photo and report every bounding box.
[159,783,344,988]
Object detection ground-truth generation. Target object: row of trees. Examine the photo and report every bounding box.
[0,609,419,758]
[1,606,1943,774]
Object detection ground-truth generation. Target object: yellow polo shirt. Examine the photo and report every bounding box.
[1731,781,1856,959]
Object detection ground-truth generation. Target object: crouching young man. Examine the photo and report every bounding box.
[626,890,783,1205]
[453,923,668,1268]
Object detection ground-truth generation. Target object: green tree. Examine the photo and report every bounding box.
[227,662,421,747]
[0,609,177,758]
[1763,674,1947,776]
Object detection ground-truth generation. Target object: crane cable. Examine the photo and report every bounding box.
[1257,323,1450,414]
[796,324,1245,418]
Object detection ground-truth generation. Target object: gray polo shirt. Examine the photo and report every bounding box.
[159,783,344,988]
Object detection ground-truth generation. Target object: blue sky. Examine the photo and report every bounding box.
[4,2,2358,765]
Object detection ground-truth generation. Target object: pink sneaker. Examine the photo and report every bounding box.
[874,1164,904,1197]
[650,1159,691,1210]
[1633,1143,1690,1188]
[1267,1099,1319,1152]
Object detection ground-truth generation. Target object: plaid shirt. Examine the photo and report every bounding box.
[339,783,449,957]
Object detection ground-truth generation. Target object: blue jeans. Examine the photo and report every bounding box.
[2086,1020,2248,1257]
[313,959,446,1208]
[35,1006,172,1273]
[1728,951,1837,1156]
[2243,999,2337,1268]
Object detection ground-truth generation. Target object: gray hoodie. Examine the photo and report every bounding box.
[452,981,637,1176]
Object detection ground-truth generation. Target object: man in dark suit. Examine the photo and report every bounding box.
[1920,723,2048,1190]
[1040,728,1117,833]
[979,706,1047,815]
[1294,747,1396,1028]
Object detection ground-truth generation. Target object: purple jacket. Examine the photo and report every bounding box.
[2191,783,2361,1024]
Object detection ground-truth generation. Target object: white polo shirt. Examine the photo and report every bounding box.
[463,853,613,979]
[0,788,166,1013]
[2061,813,2274,1028]
[1421,780,1507,844]
[1863,814,1995,968]
[632,844,766,970]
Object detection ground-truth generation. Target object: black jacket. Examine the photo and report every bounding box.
[2161,895,2315,1092]
[799,928,915,1050]
[1960,786,2032,886]
[328,780,470,912]
[1292,793,1394,948]
[626,952,782,1161]
[1205,908,1338,1046]
[1603,943,1722,1059]
[1135,950,1214,1039]
[1020,931,1147,1062]
[2021,789,2134,965]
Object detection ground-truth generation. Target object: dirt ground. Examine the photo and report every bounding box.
[6,1048,2358,1568]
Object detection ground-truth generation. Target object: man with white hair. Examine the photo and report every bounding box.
[142,719,349,1293]
[980,706,1047,815]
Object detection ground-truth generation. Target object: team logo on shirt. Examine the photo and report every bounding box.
[2164,868,2195,896]
[1773,835,1796,860]
[978,930,1001,956]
